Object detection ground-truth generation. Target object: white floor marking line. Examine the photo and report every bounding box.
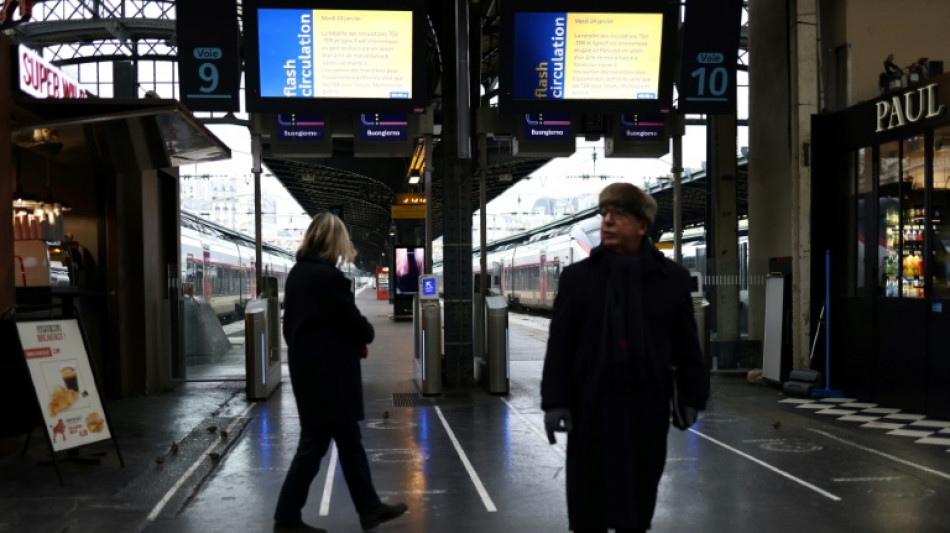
[500,397,566,459]
[319,442,339,516]
[145,402,256,523]
[434,405,497,512]
[831,476,900,482]
[688,429,842,502]
[810,429,950,481]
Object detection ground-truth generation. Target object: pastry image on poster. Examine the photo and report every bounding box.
[41,359,90,415]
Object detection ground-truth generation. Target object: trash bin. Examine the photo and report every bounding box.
[485,295,509,395]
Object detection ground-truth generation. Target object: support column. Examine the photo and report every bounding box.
[252,134,263,293]
[790,0,818,369]
[440,0,475,387]
[709,114,740,358]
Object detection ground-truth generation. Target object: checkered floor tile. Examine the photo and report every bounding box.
[778,397,950,452]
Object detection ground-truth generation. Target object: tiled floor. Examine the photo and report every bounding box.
[779,397,950,451]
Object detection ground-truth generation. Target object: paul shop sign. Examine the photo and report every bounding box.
[18,45,90,99]
[875,82,944,133]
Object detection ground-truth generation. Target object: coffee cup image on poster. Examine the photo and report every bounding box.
[42,359,90,416]
[511,11,663,101]
[256,8,413,99]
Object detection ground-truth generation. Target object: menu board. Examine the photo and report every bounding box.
[17,319,111,452]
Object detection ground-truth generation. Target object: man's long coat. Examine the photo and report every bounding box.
[541,243,708,530]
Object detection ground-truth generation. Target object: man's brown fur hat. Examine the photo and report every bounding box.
[598,182,658,225]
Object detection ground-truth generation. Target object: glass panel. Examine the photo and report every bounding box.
[933,126,950,298]
[856,147,872,293]
[879,141,901,297]
[902,135,926,298]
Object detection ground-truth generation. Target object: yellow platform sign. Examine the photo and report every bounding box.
[391,204,426,219]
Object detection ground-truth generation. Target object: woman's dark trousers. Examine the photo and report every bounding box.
[274,422,381,524]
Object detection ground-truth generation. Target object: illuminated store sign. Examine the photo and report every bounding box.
[18,45,90,99]
[875,82,945,133]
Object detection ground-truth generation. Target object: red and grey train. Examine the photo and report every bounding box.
[180,211,294,321]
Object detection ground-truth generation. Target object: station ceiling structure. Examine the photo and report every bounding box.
[4,0,749,263]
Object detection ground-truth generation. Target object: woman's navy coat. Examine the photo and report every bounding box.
[541,243,708,530]
[282,252,374,430]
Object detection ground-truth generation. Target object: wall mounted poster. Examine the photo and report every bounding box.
[17,319,111,452]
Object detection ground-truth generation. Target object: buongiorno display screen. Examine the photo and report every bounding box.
[244,0,425,113]
[501,2,675,113]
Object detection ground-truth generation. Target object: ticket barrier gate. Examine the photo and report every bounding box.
[414,275,442,396]
[484,295,509,394]
[245,277,282,400]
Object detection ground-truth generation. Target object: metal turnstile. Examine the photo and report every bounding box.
[484,295,509,394]
[414,275,442,396]
[245,277,282,400]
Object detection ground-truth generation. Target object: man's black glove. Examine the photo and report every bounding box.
[544,408,573,444]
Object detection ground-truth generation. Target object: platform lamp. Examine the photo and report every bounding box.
[407,138,425,185]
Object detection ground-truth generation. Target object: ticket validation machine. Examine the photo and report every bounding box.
[414,275,442,395]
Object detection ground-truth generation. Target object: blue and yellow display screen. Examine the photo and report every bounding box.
[511,11,663,101]
[256,8,413,100]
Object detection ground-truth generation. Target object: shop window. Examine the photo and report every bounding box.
[932,126,950,298]
[854,148,872,295]
[879,141,901,297]
[901,135,926,298]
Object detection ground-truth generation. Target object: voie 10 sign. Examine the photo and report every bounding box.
[677,0,743,115]
[500,0,677,113]
[243,0,427,113]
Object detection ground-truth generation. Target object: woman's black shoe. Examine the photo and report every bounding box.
[359,502,408,530]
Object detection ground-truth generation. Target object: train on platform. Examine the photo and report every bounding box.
[180,211,295,322]
[433,208,749,313]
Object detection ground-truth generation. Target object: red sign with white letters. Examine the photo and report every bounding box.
[18,44,91,99]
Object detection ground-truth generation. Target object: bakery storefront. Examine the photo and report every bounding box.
[1,34,230,443]
[812,74,950,418]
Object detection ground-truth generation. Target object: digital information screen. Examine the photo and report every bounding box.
[394,247,425,296]
[256,8,413,100]
[511,12,663,101]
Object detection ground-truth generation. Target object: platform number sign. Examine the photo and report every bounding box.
[678,0,743,115]
[176,0,240,112]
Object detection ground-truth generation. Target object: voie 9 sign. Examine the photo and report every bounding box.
[243,0,427,113]
[18,45,90,99]
[500,0,676,113]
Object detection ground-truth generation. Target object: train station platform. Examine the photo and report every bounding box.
[2,291,950,533]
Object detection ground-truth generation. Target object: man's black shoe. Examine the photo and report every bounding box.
[273,519,327,532]
[359,502,408,530]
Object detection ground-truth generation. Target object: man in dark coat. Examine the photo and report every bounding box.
[274,212,407,532]
[541,183,709,533]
